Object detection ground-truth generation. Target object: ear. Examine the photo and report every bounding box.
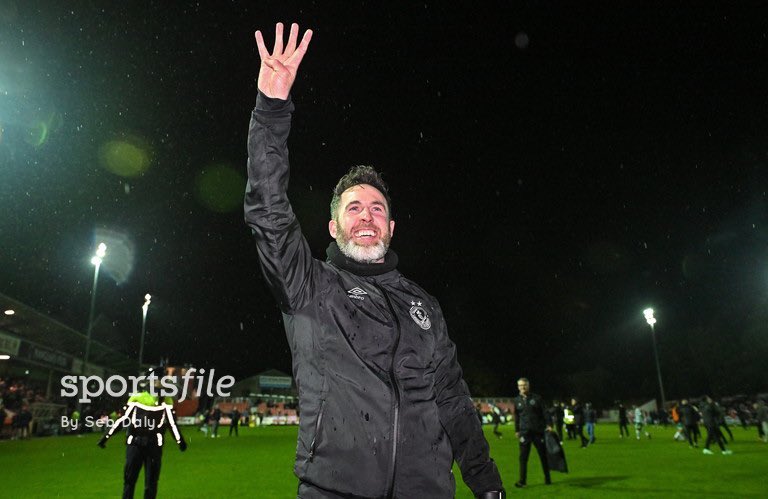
[329,219,338,238]
[389,219,395,237]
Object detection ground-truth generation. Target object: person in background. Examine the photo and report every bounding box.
[229,406,240,437]
[617,403,630,439]
[716,401,733,442]
[211,405,221,438]
[634,406,651,440]
[548,401,565,443]
[701,396,732,455]
[513,378,551,488]
[585,402,597,445]
[97,367,187,498]
[679,399,699,448]
[570,398,589,448]
[752,400,767,443]
[490,403,503,439]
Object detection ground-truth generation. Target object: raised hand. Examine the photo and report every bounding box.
[255,22,313,100]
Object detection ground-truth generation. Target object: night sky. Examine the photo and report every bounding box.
[2,1,768,404]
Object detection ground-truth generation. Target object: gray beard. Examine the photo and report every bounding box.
[336,236,389,264]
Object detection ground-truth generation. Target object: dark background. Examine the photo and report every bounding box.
[2,1,768,405]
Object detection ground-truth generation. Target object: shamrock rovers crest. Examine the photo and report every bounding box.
[409,301,432,330]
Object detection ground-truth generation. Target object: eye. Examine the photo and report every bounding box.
[348,206,360,212]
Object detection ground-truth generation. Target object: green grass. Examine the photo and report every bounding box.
[0,423,766,497]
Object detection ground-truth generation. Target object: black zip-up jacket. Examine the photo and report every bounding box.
[244,93,502,498]
[571,403,585,426]
[701,402,719,428]
[679,404,697,426]
[514,393,548,434]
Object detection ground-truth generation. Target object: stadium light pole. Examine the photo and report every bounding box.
[83,243,107,374]
[139,294,152,369]
[643,308,667,411]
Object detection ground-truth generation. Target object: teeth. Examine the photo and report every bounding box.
[355,230,375,237]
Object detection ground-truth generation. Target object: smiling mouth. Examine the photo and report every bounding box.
[353,229,377,238]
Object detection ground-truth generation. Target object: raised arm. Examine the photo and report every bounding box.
[245,23,319,314]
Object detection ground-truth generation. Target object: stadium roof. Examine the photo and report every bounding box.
[0,292,137,374]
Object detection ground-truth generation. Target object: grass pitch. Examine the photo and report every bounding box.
[1,423,766,497]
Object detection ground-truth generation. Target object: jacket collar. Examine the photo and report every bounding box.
[326,242,398,276]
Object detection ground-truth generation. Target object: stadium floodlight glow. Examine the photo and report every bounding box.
[3,309,14,315]
[642,307,666,411]
[139,293,152,368]
[91,242,107,266]
[0,354,10,360]
[643,308,656,325]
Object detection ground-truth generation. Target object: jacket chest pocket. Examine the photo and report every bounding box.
[396,325,437,385]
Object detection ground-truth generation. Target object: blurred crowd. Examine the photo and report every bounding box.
[0,377,48,439]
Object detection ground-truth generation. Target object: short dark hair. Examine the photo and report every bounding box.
[330,165,392,220]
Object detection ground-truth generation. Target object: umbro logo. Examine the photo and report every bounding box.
[347,287,368,301]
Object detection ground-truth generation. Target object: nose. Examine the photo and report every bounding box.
[359,207,372,221]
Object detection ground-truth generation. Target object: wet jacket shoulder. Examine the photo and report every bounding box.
[244,93,502,498]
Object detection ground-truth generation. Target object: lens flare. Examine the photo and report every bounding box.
[99,136,151,177]
[194,164,244,213]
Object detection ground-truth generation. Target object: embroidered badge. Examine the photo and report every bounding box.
[409,301,432,330]
[347,287,367,301]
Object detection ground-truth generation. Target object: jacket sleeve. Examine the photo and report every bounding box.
[163,402,186,450]
[244,92,318,314]
[99,403,133,446]
[432,303,503,496]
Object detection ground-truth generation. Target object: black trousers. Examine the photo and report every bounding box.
[704,425,726,451]
[575,424,589,447]
[684,424,698,445]
[719,422,733,441]
[554,422,564,442]
[123,444,162,499]
[619,421,629,437]
[229,422,239,436]
[518,432,550,485]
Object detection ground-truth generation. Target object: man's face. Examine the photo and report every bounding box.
[329,184,395,263]
[517,380,530,396]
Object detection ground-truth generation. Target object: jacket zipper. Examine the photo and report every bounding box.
[308,399,325,462]
[372,281,402,499]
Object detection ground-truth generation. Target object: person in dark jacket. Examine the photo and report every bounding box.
[570,398,589,448]
[245,23,504,499]
[548,401,565,443]
[716,401,733,442]
[755,400,768,442]
[618,403,630,438]
[585,403,597,444]
[229,407,240,437]
[98,368,187,499]
[679,399,699,448]
[701,396,732,455]
[513,378,551,488]
[211,406,221,438]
